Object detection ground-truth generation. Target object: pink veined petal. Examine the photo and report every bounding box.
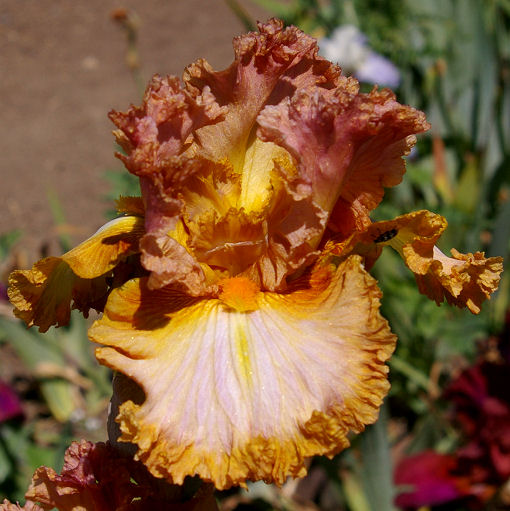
[90,255,396,489]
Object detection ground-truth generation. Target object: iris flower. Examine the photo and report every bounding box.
[0,441,217,511]
[8,19,503,490]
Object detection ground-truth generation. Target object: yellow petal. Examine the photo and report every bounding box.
[90,255,396,489]
[382,211,503,314]
[8,216,145,331]
[326,210,503,314]
[237,138,292,214]
[62,216,145,279]
[412,247,504,314]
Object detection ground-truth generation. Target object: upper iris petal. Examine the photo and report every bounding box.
[108,19,429,295]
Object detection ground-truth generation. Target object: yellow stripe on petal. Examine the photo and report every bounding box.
[90,255,396,489]
[8,216,145,331]
[238,138,293,214]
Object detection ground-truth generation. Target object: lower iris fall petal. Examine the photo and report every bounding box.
[90,255,396,489]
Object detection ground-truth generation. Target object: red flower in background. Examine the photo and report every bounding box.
[0,380,23,423]
[394,451,477,509]
[395,314,510,509]
[446,361,510,485]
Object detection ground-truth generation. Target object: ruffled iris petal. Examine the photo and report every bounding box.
[411,247,503,314]
[8,216,145,331]
[89,255,396,489]
[383,211,503,314]
[18,440,219,511]
[109,20,430,295]
[258,87,429,237]
[326,210,503,314]
[108,20,339,294]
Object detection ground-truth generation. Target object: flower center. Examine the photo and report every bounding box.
[218,277,261,312]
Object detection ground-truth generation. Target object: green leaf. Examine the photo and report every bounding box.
[47,189,72,253]
[389,355,431,392]
[453,159,480,214]
[57,312,93,371]
[489,193,510,259]
[360,404,396,511]
[470,0,497,151]
[40,380,76,423]
[0,319,63,368]
[25,444,57,472]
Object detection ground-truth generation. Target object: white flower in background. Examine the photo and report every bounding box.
[319,25,401,88]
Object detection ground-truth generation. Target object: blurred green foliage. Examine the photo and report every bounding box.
[0,312,111,502]
[0,232,21,263]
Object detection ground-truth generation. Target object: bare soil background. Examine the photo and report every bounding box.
[0,0,268,263]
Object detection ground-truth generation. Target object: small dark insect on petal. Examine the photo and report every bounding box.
[374,228,398,244]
